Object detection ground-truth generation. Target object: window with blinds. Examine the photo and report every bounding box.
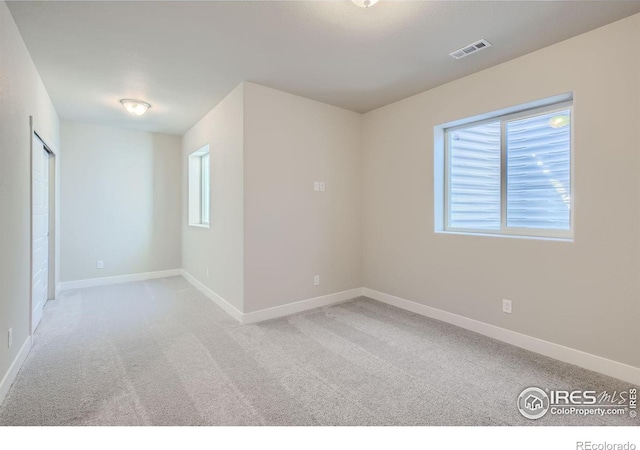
[444,101,572,238]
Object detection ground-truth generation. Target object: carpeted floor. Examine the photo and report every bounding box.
[0,276,636,426]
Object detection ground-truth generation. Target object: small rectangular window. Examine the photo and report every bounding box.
[188,145,210,228]
[438,96,573,239]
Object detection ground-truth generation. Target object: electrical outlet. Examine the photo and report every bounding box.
[502,299,512,314]
[319,182,325,192]
[314,275,320,286]
[96,260,104,269]
[8,328,13,349]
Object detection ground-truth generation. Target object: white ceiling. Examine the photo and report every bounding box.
[8,0,640,135]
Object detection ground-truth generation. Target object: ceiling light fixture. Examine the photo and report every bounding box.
[352,0,379,7]
[120,99,151,116]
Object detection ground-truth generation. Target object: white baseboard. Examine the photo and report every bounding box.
[180,270,244,323]
[58,269,182,291]
[241,288,364,324]
[363,288,640,386]
[180,270,362,325]
[0,337,32,406]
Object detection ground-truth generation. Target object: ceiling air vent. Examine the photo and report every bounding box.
[449,39,492,60]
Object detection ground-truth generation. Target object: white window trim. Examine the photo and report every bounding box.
[435,94,574,240]
[200,153,210,226]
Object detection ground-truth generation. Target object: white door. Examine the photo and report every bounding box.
[32,138,50,333]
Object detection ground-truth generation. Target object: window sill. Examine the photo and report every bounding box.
[435,230,573,242]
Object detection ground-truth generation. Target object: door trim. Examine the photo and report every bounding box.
[30,116,57,336]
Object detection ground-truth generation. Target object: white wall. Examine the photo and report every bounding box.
[243,82,362,313]
[181,84,245,312]
[362,14,640,368]
[60,122,181,282]
[0,1,60,388]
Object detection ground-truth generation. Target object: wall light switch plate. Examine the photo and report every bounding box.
[8,328,13,349]
[502,299,512,314]
[97,261,104,269]
[314,182,320,192]
[319,182,325,192]
[314,275,320,286]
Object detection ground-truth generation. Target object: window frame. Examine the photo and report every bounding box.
[443,100,574,240]
[188,144,211,229]
[200,152,210,226]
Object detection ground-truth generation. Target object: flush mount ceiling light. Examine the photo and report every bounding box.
[352,0,379,7]
[120,99,151,116]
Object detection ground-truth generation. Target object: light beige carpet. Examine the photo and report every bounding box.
[0,276,636,426]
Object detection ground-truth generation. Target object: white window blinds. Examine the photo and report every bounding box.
[506,110,571,230]
[448,121,501,230]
